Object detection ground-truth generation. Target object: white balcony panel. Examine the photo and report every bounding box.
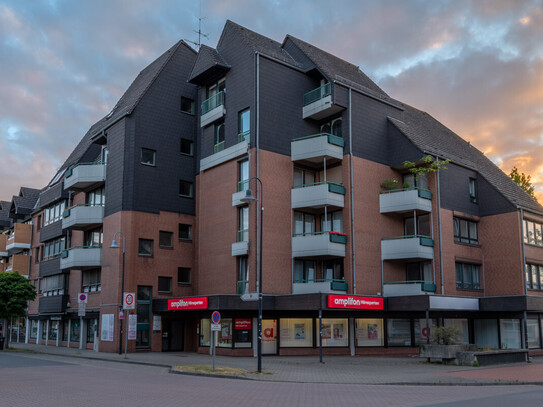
[302,95,343,120]
[200,105,225,127]
[232,241,249,256]
[291,184,344,209]
[60,247,102,269]
[381,237,434,261]
[6,241,31,252]
[200,140,248,172]
[291,135,343,163]
[292,282,347,295]
[292,234,345,258]
[62,206,104,230]
[0,251,7,257]
[64,164,106,190]
[380,190,432,213]
[383,284,434,297]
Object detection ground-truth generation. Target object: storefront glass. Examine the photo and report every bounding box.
[387,319,411,346]
[527,318,541,348]
[500,319,521,349]
[474,319,499,349]
[217,319,232,348]
[87,318,97,343]
[355,318,384,347]
[199,318,211,346]
[318,318,348,347]
[30,320,38,339]
[444,319,469,344]
[48,320,58,340]
[233,318,252,348]
[279,318,313,347]
[414,318,438,345]
[70,319,80,342]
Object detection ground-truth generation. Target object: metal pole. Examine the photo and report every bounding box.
[257,178,263,373]
[319,308,323,363]
[124,310,128,359]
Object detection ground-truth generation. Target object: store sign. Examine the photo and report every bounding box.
[327,295,383,310]
[168,297,208,310]
[234,318,252,330]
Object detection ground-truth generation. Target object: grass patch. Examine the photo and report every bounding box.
[173,364,247,376]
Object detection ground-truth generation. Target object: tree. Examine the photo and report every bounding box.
[510,167,538,202]
[403,155,450,181]
[0,272,36,349]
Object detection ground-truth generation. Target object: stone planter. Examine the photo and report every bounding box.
[420,344,477,364]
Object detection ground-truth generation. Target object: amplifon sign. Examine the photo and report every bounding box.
[168,297,208,310]
[234,319,252,330]
[327,295,383,310]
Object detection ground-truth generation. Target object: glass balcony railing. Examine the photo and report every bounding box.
[292,181,346,195]
[292,231,348,244]
[201,91,225,115]
[237,229,249,242]
[291,132,344,147]
[214,141,225,154]
[238,130,250,143]
[238,179,249,192]
[303,83,331,106]
[237,280,249,294]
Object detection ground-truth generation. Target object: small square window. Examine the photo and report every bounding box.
[181,97,195,114]
[179,224,192,240]
[138,239,153,257]
[159,231,173,248]
[178,268,191,285]
[141,148,156,166]
[158,276,172,293]
[180,139,194,156]
[469,178,477,203]
[179,180,193,197]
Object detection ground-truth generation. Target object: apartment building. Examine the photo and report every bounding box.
[19,21,543,356]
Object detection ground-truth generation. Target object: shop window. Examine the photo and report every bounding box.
[179,223,192,240]
[414,318,438,346]
[181,97,195,114]
[158,276,172,293]
[217,319,233,348]
[199,319,211,347]
[87,318,97,343]
[387,319,412,347]
[70,319,80,343]
[527,318,541,348]
[159,231,173,248]
[318,318,348,347]
[279,318,313,348]
[136,286,151,348]
[355,319,384,347]
[48,320,58,340]
[234,318,252,348]
[443,319,470,344]
[180,139,194,156]
[30,320,38,339]
[141,148,156,166]
[500,319,521,349]
[178,267,191,285]
[138,239,153,257]
[474,319,499,349]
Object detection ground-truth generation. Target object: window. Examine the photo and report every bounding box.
[181,97,194,114]
[35,247,40,263]
[136,286,151,348]
[320,118,342,138]
[214,121,225,153]
[279,318,313,348]
[238,159,249,192]
[453,217,478,245]
[526,263,543,291]
[180,139,193,156]
[49,320,59,340]
[456,262,481,290]
[238,207,249,242]
[85,227,103,247]
[207,78,225,99]
[294,260,316,282]
[293,167,315,188]
[406,261,432,282]
[179,180,193,197]
[141,148,156,166]
[82,269,101,293]
[469,178,477,203]
[37,215,42,230]
[318,318,349,347]
[40,274,66,296]
[159,231,173,248]
[404,214,431,236]
[42,237,66,261]
[403,173,428,190]
[179,224,192,240]
[238,109,250,143]
[237,257,248,294]
[355,319,384,347]
[294,211,315,235]
[178,267,191,285]
[70,319,80,342]
[138,239,153,257]
[43,201,66,226]
[321,211,343,233]
[322,259,344,281]
[87,186,105,206]
[158,277,172,293]
[524,220,543,246]
[387,319,412,346]
[87,318,97,344]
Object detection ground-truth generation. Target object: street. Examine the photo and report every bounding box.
[1,352,543,406]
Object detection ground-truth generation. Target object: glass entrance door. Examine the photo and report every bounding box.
[262,319,277,355]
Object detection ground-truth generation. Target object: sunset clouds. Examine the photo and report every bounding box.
[0,0,542,202]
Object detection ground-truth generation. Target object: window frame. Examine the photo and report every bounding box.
[159,231,173,249]
[141,148,156,167]
[180,138,194,156]
[469,178,477,203]
[455,262,481,290]
[181,97,195,114]
[138,238,154,257]
[177,267,191,285]
[453,217,478,245]
[179,224,192,241]
[157,276,172,293]
[179,180,194,198]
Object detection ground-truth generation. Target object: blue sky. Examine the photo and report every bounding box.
[1,0,542,201]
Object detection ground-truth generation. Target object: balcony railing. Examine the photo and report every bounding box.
[379,187,433,213]
[292,278,348,294]
[201,91,225,115]
[291,133,344,164]
[383,280,437,297]
[293,181,346,194]
[238,179,249,192]
[291,182,346,210]
[237,280,249,294]
[60,245,102,269]
[214,141,225,154]
[303,83,331,106]
[64,161,106,190]
[292,133,344,147]
[292,231,347,258]
[62,204,105,230]
[381,235,434,260]
[238,130,250,143]
[237,229,249,242]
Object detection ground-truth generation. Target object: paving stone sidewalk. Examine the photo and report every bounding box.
[5,343,543,385]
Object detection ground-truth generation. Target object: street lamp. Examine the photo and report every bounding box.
[240,176,263,373]
[110,231,125,355]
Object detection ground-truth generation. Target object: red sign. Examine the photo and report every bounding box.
[168,297,208,310]
[327,295,383,310]
[234,318,252,330]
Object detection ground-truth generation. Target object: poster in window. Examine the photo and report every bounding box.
[333,324,344,339]
[294,324,305,339]
[368,324,378,340]
[321,323,331,339]
[100,314,114,341]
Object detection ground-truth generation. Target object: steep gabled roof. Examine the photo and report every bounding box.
[188,44,230,84]
[0,200,12,229]
[389,105,543,215]
[285,35,389,99]
[10,187,41,217]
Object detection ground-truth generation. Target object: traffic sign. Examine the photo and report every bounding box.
[78,293,88,304]
[211,323,221,331]
[123,293,135,310]
[240,292,258,302]
[211,311,221,324]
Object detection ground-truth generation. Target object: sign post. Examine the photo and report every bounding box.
[210,311,221,372]
[78,293,87,317]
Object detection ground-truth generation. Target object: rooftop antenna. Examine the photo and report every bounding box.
[185,0,209,50]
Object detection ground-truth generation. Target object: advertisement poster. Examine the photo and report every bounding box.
[128,314,137,340]
[153,315,161,332]
[294,324,305,339]
[321,323,331,339]
[280,327,290,340]
[100,314,114,341]
[333,324,344,339]
[368,324,378,340]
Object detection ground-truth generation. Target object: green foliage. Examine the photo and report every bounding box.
[510,167,538,201]
[431,326,461,345]
[0,272,36,320]
[403,155,450,181]
[380,179,400,190]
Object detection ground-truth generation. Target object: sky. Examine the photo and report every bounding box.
[1,0,542,203]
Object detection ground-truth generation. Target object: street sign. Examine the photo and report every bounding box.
[211,311,221,324]
[211,323,221,331]
[240,292,259,302]
[119,309,125,319]
[78,303,86,317]
[78,293,88,304]
[123,293,135,310]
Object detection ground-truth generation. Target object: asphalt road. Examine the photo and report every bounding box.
[1,352,542,407]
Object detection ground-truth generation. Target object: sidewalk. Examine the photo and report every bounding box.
[5,343,543,385]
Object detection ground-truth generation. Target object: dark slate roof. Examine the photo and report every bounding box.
[0,201,12,229]
[389,105,543,215]
[219,20,300,67]
[188,44,230,83]
[48,40,195,184]
[11,187,41,217]
[285,35,389,100]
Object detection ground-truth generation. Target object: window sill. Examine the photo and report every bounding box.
[178,238,192,242]
[455,287,483,292]
[180,152,194,157]
[159,246,173,250]
[179,195,194,199]
[138,254,153,258]
[140,162,156,167]
[178,283,191,286]
[453,241,481,248]
[157,291,172,294]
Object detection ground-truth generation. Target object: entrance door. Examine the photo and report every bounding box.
[262,319,277,355]
[162,319,184,352]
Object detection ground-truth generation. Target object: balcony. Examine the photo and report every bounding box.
[232,179,250,207]
[6,223,31,253]
[237,280,249,294]
[62,205,104,230]
[292,182,345,210]
[291,133,344,165]
[200,139,249,172]
[292,231,347,258]
[38,294,69,314]
[63,162,106,191]
[302,83,344,120]
[293,279,348,294]
[383,281,436,297]
[6,253,29,275]
[60,246,102,270]
[381,235,434,261]
[200,91,225,127]
[380,188,432,214]
[232,229,249,256]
